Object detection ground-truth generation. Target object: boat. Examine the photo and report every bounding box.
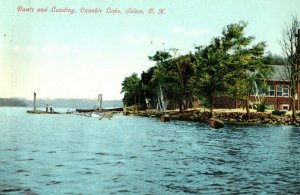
[160,114,170,122]
[91,112,105,118]
[209,118,224,129]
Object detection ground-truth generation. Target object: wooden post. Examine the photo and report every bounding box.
[98,94,102,112]
[33,92,36,112]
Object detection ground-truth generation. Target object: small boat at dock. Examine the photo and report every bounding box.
[91,112,105,118]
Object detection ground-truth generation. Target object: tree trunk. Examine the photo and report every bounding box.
[134,95,137,111]
[209,90,215,118]
[179,100,183,113]
[246,93,250,120]
[292,86,297,122]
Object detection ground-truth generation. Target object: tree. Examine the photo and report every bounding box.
[279,15,300,122]
[224,33,271,120]
[192,21,270,119]
[263,51,286,65]
[149,50,195,112]
[226,61,272,119]
[148,50,172,112]
[141,67,157,108]
[148,50,172,64]
[157,55,195,112]
[121,73,142,107]
[174,54,195,111]
[192,37,229,117]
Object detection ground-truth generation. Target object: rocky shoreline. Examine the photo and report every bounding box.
[123,109,300,126]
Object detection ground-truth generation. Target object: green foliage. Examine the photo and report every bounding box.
[121,73,142,106]
[256,101,267,112]
[263,51,286,65]
[148,50,195,112]
[148,51,172,64]
[141,67,158,108]
[272,110,286,116]
[0,98,27,107]
[191,21,271,117]
[121,21,274,116]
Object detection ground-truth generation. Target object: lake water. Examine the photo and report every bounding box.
[0,107,300,194]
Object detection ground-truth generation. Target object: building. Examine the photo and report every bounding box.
[215,65,299,110]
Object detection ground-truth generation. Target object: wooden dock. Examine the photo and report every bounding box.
[76,107,123,113]
[27,110,61,114]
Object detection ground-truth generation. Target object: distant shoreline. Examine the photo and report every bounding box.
[0,98,27,107]
[0,98,123,109]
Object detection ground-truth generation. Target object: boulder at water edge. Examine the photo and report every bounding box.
[209,118,224,129]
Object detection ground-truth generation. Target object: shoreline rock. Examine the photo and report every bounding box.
[209,118,225,129]
[124,110,300,127]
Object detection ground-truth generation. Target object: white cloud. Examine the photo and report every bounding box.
[173,26,213,36]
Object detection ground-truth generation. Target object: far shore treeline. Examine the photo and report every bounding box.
[0,98,27,107]
[121,21,287,118]
[0,98,123,109]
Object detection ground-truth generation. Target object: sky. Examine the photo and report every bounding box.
[0,0,300,100]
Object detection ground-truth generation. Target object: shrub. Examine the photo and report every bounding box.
[255,98,268,112]
[256,103,267,112]
[272,110,286,116]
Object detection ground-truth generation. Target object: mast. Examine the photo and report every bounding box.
[159,83,165,112]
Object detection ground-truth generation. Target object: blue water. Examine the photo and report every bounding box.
[0,107,300,194]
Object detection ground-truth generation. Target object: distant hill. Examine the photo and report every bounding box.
[0,98,27,107]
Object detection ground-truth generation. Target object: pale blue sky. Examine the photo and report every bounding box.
[1,0,299,100]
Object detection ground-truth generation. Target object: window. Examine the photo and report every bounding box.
[283,85,289,97]
[277,85,282,97]
[268,85,275,97]
[282,104,289,110]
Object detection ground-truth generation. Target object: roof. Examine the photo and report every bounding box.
[268,65,289,81]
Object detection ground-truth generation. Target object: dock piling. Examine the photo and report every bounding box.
[33,92,37,112]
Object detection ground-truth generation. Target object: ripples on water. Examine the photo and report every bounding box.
[0,107,300,194]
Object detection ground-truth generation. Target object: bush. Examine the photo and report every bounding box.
[272,110,286,116]
[255,98,268,112]
[256,103,267,112]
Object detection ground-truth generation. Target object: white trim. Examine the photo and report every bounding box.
[281,104,290,111]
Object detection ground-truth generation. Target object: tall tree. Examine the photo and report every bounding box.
[279,15,300,122]
[141,67,157,108]
[224,31,271,120]
[121,73,142,107]
[192,37,229,117]
[149,50,195,112]
[174,54,195,111]
[148,50,173,111]
[193,21,270,118]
